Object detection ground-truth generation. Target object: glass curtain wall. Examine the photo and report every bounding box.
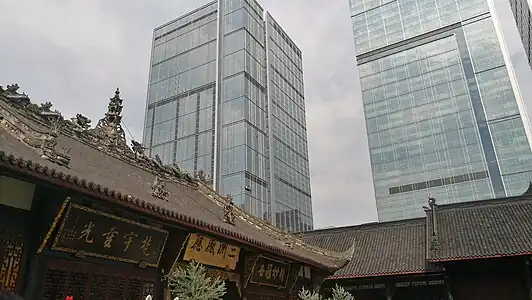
[144,2,218,182]
[265,14,313,232]
[219,0,271,220]
[143,0,315,232]
[351,0,532,221]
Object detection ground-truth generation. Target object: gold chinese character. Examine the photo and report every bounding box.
[257,264,265,277]
[279,268,286,281]
[265,264,273,279]
[102,226,119,248]
[190,236,204,252]
[123,232,138,252]
[78,221,95,244]
[141,236,152,256]
[205,240,217,255]
[272,267,280,279]
[217,243,228,257]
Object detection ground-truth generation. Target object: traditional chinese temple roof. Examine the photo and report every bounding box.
[300,218,434,279]
[426,190,532,261]
[0,84,353,271]
[300,184,532,279]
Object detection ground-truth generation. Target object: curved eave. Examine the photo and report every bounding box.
[0,151,341,271]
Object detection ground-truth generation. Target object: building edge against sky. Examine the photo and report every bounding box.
[509,0,532,67]
[142,0,314,232]
[349,0,532,221]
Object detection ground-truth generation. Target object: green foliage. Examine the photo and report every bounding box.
[299,284,354,300]
[330,284,354,300]
[166,261,226,300]
[298,287,323,300]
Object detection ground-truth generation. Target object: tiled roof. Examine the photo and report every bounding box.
[427,195,532,261]
[300,218,435,279]
[0,85,352,271]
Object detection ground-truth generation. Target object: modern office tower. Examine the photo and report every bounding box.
[142,0,313,232]
[509,0,532,65]
[350,0,532,221]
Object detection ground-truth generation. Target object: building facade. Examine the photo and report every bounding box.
[349,0,532,221]
[142,0,313,232]
[510,0,532,66]
[0,84,347,300]
[302,188,532,300]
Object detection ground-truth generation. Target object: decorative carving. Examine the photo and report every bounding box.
[41,262,157,300]
[5,84,20,95]
[70,113,92,133]
[1,83,30,107]
[223,196,236,225]
[429,234,441,252]
[38,198,71,254]
[151,175,170,201]
[90,88,128,150]
[428,197,440,253]
[131,140,146,158]
[195,170,206,182]
[1,84,200,188]
[38,111,71,167]
[0,229,24,292]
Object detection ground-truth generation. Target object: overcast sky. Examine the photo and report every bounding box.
[0,0,377,228]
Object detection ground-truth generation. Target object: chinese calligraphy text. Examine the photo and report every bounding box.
[250,256,291,288]
[183,233,240,270]
[52,203,169,267]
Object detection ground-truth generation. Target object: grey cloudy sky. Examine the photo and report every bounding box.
[0,0,377,228]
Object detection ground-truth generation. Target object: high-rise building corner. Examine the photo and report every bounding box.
[349,0,532,221]
[142,0,313,232]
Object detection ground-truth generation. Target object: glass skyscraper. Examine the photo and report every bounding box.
[142,0,313,232]
[509,0,532,66]
[350,0,532,221]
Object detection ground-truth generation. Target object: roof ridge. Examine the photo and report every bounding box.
[302,217,425,236]
[195,182,353,261]
[0,84,350,271]
[435,195,532,212]
[0,85,203,188]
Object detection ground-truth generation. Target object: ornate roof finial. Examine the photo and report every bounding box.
[223,195,236,225]
[105,87,124,127]
[91,88,127,149]
[428,196,440,253]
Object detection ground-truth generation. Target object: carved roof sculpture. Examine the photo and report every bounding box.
[0,84,353,271]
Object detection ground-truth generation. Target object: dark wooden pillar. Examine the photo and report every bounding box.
[524,259,532,300]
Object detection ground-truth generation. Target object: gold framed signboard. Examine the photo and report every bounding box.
[182,233,240,270]
[51,203,169,267]
[249,256,291,288]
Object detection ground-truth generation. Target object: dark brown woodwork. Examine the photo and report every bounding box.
[453,279,527,300]
[39,258,158,300]
[0,228,25,292]
[245,284,286,300]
